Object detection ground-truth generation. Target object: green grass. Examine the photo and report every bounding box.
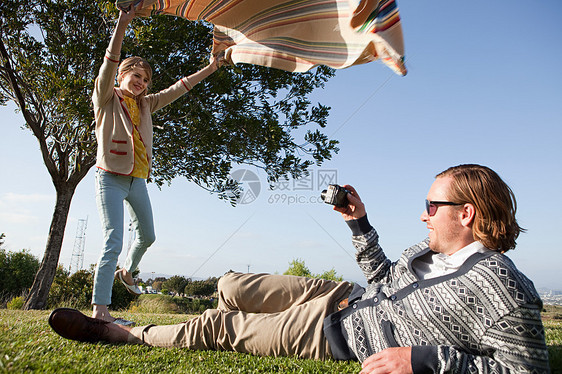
[1,307,560,373]
[543,305,562,373]
[0,309,361,373]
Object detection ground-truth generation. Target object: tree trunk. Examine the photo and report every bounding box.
[24,185,76,310]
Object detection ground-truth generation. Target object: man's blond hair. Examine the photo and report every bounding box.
[437,164,524,252]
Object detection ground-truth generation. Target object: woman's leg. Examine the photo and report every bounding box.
[92,170,129,315]
[92,304,113,322]
[217,272,346,313]
[122,177,155,277]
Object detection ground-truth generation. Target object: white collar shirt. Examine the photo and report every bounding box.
[414,241,490,280]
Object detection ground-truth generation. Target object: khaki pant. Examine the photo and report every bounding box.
[129,272,352,359]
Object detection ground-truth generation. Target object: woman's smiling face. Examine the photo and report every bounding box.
[119,67,149,97]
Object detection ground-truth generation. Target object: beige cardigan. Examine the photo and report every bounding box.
[93,50,192,176]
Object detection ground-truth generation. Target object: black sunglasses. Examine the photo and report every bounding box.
[425,199,463,216]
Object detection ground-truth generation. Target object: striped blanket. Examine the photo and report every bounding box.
[117,0,407,75]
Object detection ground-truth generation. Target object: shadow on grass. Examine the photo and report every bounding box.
[549,345,561,373]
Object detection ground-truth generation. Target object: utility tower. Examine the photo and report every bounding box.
[69,217,88,273]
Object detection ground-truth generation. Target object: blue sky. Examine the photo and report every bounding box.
[1,1,561,289]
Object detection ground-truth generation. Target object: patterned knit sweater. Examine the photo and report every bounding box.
[324,216,550,373]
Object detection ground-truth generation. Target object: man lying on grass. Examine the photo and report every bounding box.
[49,164,550,373]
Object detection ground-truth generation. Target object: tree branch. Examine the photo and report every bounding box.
[0,37,59,178]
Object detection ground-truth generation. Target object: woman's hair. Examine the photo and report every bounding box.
[437,164,524,253]
[117,56,152,97]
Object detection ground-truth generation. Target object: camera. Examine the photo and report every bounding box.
[320,184,350,208]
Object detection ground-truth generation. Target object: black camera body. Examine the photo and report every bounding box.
[320,184,349,208]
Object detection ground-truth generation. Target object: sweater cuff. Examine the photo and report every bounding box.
[345,215,373,236]
[105,49,120,63]
[411,346,439,374]
[180,77,193,91]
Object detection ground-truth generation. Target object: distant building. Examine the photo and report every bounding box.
[539,290,562,306]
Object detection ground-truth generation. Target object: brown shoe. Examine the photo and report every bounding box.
[48,308,110,343]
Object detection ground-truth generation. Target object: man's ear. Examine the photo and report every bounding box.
[460,203,476,228]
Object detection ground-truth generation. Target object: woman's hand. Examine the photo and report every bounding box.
[107,2,140,56]
[117,1,141,26]
[185,51,227,88]
[209,51,227,71]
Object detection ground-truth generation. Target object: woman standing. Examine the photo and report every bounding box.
[92,5,223,324]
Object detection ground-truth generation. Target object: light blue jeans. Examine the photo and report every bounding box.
[92,168,156,305]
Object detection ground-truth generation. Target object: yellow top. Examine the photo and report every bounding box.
[123,96,149,179]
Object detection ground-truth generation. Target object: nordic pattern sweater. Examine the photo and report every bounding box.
[324,216,550,373]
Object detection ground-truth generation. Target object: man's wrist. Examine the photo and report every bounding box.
[411,346,438,373]
[346,215,372,236]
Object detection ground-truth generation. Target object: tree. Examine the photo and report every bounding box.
[152,280,163,292]
[315,268,343,282]
[47,267,93,309]
[284,258,312,278]
[0,0,336,309]
[162,275,189,296]
[284,258,343,281]
[0,247,41,300]
[46,265,72,307]
[0,0,113,309]
[48,264,138,309]
[184,277,218,297]
[128,17,338,196]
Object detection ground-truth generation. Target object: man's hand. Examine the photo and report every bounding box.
[333,185,366,221]
[360,347,413,374]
